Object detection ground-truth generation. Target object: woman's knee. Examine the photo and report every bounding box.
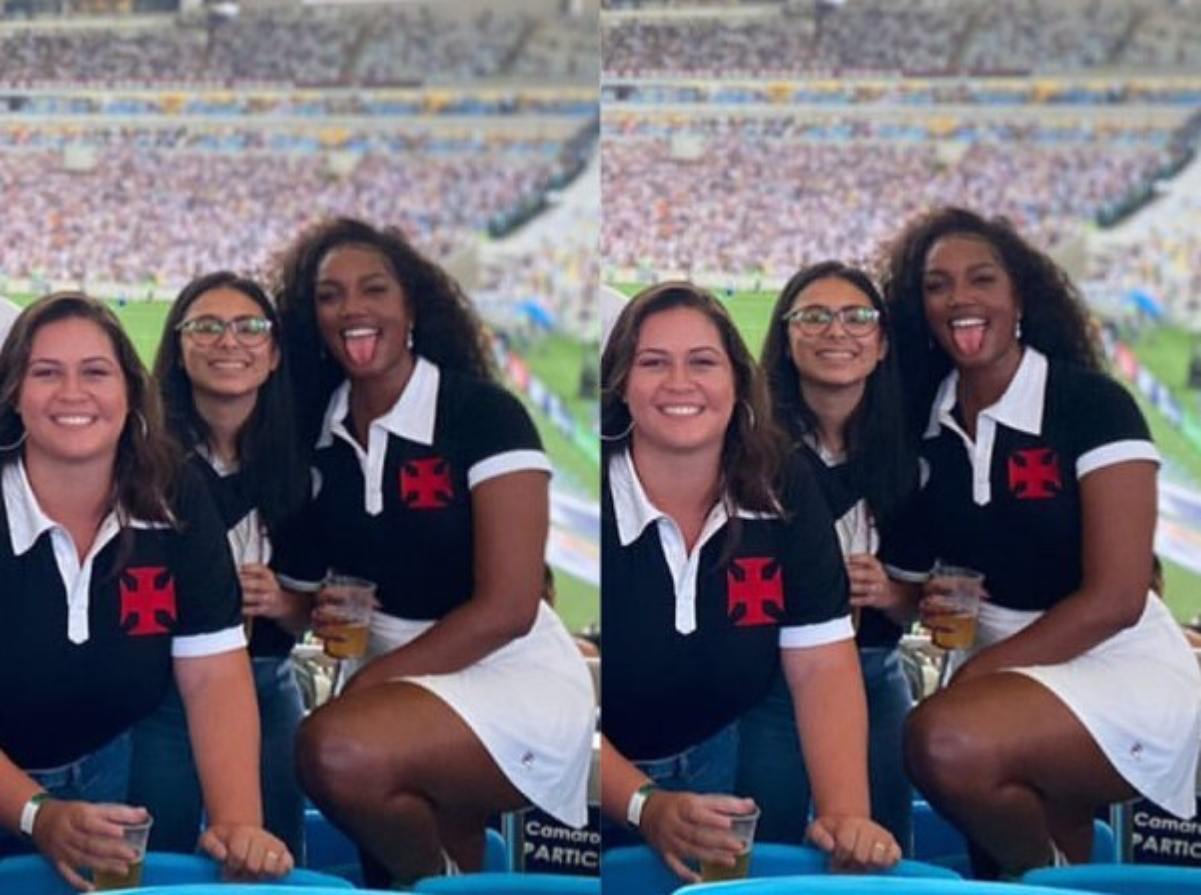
[295,706,391,807]
[903,698,995,800]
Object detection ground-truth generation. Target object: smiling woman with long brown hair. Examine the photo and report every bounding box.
[599,281,900,883]
[0,292,291,889]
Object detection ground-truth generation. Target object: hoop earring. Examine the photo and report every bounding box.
[0,429,27,451]
[740,399,757,430]
[406,327,415,350]
[132,411,149,439]
[1015,318,1023,341]
[600,420,634,442]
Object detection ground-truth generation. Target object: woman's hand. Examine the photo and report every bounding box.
[199,823,294,880]
[239,564,286,619]
[31,800,147,891]
[639,791,755,882]
[846,554,914,625]
[807,814,902,872]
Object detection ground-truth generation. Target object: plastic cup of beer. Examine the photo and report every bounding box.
[700,806,760,882]
[926,563,984,650]
[93,816,153,891]
[320,572,375,660]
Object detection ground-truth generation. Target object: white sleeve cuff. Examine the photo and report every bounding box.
[1077,440,1160,478]
[885,563,931,583]
[172,624,246,658]
[468,449,553,488]
[779,614,855,649]
[277,573,323,593]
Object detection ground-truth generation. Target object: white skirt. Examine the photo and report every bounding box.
[345,602,596,828]
[962,594,1201,818]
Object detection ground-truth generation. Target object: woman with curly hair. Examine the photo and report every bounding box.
[882,207,1201,877]
[271,218,594,886]
[0,293,292,888]
[599,282,900,882]
[739,261,917,851]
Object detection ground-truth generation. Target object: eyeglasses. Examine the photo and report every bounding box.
[782,305,881,337]
[177,315,273,347]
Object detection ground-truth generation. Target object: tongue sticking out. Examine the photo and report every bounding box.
[345,333,378,367]
[951,324,985,356]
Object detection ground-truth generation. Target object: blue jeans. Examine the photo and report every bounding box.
[0,732,132,858]
[736,647,914,854]
[128,656,306,860]
[602,722,739,851]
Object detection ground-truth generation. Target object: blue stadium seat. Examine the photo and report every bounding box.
[413,873,598,894]
[601,844,959,895]
[1024,864,1201,893]
[673,877,1084,894]
[0,852,353,893]
[122,888,382,895]
[913,801,1116,872]
[304,809,509,882]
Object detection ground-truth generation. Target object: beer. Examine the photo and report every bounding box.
[94,859,143,891]
[701,850,750,882]
[931,611,977,650]
[323,622,369,659]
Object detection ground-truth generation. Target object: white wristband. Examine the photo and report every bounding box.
[19,793,48,838]
[626,783,655,829]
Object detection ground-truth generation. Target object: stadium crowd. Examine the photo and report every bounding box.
[601,135,1170,277]
[601,0,1201,77]
[0,1,595,87]
[0,139,575,283]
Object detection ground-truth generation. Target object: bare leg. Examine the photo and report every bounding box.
[904,672,1135,877]
[296,682,528,884]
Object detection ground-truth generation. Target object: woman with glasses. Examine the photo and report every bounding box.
[739,262,918,852]
[0,292,292,888]
[884,207,1201,877]
[600,281,900,882]
[130,272,311,858]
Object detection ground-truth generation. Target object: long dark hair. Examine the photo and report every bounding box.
[0,292,177,525]
[271,217,496,444]
[761,261,914,525]
[601,281,785,515]
[881,206,1103,431]
[153,271,308,532]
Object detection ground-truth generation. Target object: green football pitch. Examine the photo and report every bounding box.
[9,294,600,634]
[612,283,1201,622]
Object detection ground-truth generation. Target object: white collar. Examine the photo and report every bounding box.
[924,347,1048,440]
[4,459,57,557]
[316,356,439,450]
[608,448,774,545]
[609,448,676,547]
[4,458,168,555]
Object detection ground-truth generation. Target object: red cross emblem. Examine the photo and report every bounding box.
[1008,448,1062,500]
[119,566,177,636]
[727,557,784,627]
[400,457,453,509]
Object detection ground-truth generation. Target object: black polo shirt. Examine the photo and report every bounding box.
[796,444,904,651]
[602,450,851,762]
[887,348,1158,611]
[0,460,243,770]
[189,454,294,659]
[275,357,551,619]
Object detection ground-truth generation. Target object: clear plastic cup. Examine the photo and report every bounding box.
[93,816,153,890]
[926,563,985,650]
[700,806,760,882]
[319,572,376,659]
